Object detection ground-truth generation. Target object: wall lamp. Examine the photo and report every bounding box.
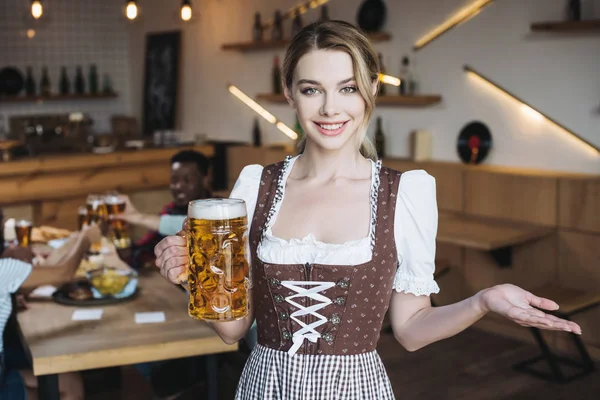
[228,85,299,140]
[464,65,599,155]
[414,0,494,51]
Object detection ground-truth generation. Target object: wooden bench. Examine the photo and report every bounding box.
[513,283,600,383]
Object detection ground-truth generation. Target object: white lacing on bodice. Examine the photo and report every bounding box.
[280,280,336,356]
[267,156,383,356]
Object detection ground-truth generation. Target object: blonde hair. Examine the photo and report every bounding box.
[283,20,380,161]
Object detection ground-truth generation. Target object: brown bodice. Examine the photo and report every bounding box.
[249,158,402,356]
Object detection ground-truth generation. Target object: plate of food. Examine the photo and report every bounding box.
[53,266,138,306]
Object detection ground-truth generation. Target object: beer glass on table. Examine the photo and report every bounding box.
[15,219,32,247]
[187,199,251,321]
[86,194,107,251]
[104,193,131,249]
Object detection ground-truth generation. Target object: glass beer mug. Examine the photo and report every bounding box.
[186,199,251,321]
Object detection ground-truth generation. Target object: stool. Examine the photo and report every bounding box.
[513,283,600,383]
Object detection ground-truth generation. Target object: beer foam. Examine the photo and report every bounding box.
[188,199,247,220]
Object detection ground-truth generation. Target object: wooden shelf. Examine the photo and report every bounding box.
[222,32,392,52]
[376,95,442,106]
[0,92,118,104]
[531,20,600,32]
[437,212,554,267]
[255,93,442,107]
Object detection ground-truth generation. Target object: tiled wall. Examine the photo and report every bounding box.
[0,0,131,133]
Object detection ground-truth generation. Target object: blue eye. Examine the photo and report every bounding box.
[341,86,357,94]
[300,87,319,95]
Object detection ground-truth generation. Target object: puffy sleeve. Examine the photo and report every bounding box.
[392,170,440,296]
[229,164,264,226]
[0,258,33,293]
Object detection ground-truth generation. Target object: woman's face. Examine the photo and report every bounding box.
[285,50,368,153]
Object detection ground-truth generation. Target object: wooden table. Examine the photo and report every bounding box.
[17,269,238,400]
[437,212,554,267]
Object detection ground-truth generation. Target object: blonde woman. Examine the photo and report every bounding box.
[154,21,581,399]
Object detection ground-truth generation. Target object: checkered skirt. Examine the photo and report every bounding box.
[235,344,395,400]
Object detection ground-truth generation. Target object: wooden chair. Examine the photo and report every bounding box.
[513,283,600,383]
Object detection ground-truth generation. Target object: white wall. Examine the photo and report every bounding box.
[128,0,600,174]
[0,0,132,133]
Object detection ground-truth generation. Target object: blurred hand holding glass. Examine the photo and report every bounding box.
[104,193,131,249]
[187,198,251,321]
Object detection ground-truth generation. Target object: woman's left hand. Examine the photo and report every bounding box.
[480,284,582,334]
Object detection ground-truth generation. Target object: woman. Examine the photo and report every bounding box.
[154,21,581,399]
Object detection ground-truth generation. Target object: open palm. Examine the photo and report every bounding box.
[482,284,582,334]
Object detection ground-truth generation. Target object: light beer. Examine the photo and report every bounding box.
[15,220,32,247]
[105,194,131,249]
[187,199,250,321]
[86,195,108,225]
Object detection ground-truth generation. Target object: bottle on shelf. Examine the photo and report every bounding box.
[75,66,85,94]
[272,10,283,41]
[252,12,263,41]
[567,0,581,21]
[399,56,416,96]
[272,55,283,95]
[377,53,386,96]
[319,5,330,21]
[25,66,36,96]
[374,116,385,159]
[252,117,262,147]
[89,64,98,94]
[291,9,303,37]
[59,66,70,95]
[40,66,51,97]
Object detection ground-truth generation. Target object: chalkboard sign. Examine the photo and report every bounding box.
[142,30,181,136]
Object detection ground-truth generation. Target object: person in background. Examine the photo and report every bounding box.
[0,221,101,400]
[118,150,212,269]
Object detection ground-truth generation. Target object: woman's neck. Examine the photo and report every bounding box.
[293,140,371,182]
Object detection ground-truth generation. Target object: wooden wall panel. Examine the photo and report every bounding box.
[464,170,558,226]
[463,233,558,294]
[2,204,34,223]
[0,164,171,205]
[558,178,600,234]
[227,146,265,188]
[557,230,600,348]
[432,243,466,306]
[383,159,463,213]
[33,196,87,231]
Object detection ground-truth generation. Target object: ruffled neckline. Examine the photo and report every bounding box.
[263,155,379,249]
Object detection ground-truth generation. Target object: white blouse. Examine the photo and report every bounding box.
[230,156,440,297]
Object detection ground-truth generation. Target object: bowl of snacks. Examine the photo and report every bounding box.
[86,267,138,298]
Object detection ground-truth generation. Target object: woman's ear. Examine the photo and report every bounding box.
[283,80,296,109]
[372,78,379,97]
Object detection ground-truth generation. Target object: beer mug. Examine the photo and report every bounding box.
[15,219,32,247]
[187,198,251,321]
[86,194,108,225]
[104,193,131,249]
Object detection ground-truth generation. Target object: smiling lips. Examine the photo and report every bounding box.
[313,120,349,137]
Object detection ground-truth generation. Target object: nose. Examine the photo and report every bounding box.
[320,93,340,117]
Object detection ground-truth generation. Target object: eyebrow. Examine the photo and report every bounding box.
[297,77,355,86]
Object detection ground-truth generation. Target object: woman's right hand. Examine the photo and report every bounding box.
[154,233,189,284]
